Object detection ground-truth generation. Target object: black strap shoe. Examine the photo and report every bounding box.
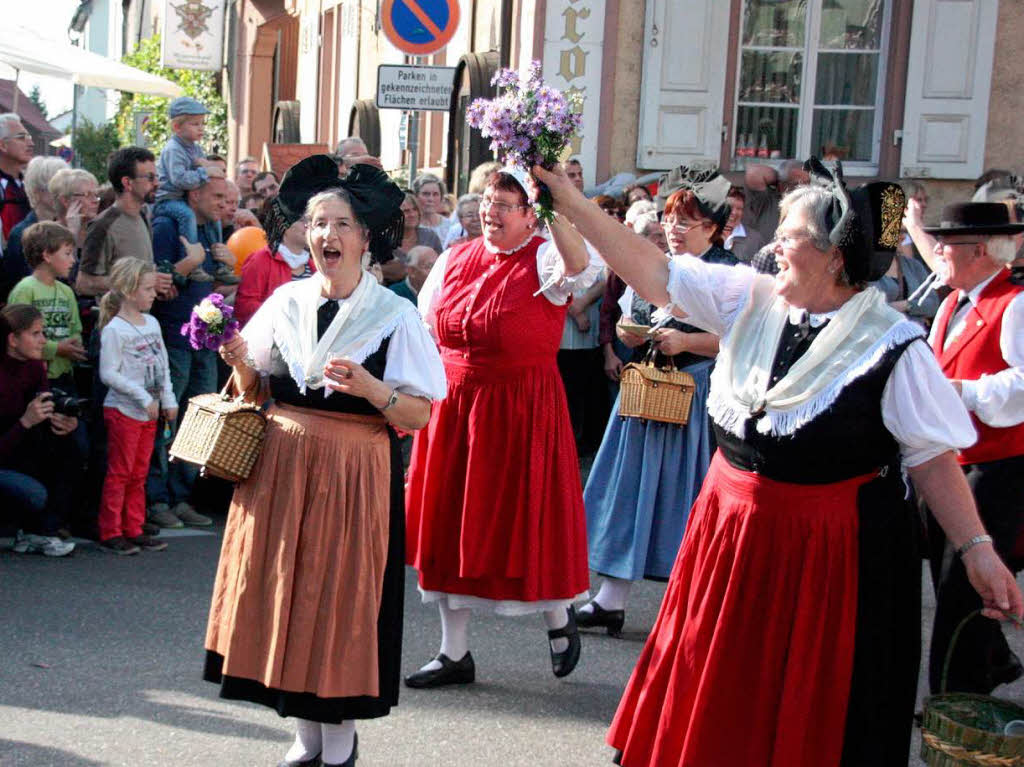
[404,652,476,689]
[548,607,581,678]
[576,600,625,637]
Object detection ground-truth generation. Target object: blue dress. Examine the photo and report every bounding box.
[583,245,736,580]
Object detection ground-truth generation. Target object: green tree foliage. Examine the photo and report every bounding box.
[115,34,227,154]
[28,85,48,120]
[75,119,120,180]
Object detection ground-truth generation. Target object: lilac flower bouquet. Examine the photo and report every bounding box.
[466,61,583,223]
[180,293,240,351]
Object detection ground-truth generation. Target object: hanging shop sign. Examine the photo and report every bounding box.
[162,0,225,72]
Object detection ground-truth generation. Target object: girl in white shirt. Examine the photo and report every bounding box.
[97,258,177,555]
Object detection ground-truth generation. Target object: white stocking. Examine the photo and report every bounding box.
[418,598,471,672]
[283,718,322,762]
[592,576,633,611]
[320,720,356,765]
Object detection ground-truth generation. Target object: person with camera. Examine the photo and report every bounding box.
[97,258,177,555]
[0,304,77,557]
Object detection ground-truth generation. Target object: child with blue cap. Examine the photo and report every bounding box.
[154,96,238,284]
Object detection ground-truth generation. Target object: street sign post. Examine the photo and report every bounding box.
[376,64,457,111]
[380,0,460,56]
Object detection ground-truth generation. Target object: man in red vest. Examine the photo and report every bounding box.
[0,113,33,244]
[924,201,1024,695]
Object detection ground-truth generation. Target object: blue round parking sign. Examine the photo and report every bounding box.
[381,0,460,56]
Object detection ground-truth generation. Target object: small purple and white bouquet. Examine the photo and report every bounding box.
[181,293,240,351]
[466,61,583,224]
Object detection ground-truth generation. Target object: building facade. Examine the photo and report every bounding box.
[223,0,1017,206]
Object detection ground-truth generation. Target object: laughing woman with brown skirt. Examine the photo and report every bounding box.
[203,157,446,767]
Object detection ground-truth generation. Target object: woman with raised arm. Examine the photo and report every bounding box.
[205,157,445,767]
[405,167,602,688]
[534,159,1023,767]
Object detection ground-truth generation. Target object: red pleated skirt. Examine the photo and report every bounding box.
[609,452,875,767]
[405,358,590,602]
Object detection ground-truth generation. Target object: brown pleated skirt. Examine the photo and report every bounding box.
[205,403,391,703]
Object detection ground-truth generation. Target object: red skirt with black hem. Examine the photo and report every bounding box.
[405,357,590,603]
[609,452,879,767]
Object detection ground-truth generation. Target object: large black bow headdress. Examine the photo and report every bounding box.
[266,155,404,263]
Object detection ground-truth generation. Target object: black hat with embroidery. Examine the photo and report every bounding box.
[802,157,902,283]
[655,163,733,227]
[265,154,405,262]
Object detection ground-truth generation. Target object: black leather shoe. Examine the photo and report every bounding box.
[548,607,581,678]
[276,753,321,767]
[322,732,358,767]
[576,600,625,637]
[404,652,476,689]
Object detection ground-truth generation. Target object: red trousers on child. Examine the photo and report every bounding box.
[100,408,157,542]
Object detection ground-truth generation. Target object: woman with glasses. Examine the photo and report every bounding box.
[578,171,737,636]
[48,168,100,253]
[381,193,443,285]
[405,167,601,688]
[536,158,1023,766]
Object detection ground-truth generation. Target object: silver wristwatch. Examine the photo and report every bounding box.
[379,388,400,412]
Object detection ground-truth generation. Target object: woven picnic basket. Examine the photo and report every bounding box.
[169,386,267,482]
[921,609,1024,766]
[618,349,696,426]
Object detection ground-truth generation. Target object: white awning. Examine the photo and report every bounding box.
[0,27,183,98]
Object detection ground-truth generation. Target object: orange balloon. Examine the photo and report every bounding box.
[227,226,268,275]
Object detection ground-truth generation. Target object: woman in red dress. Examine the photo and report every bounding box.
[405,168,601,687]
[534,160,1024,766]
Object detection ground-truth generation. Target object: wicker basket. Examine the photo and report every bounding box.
[921,610,1024,766]
[169,391,267,482]
[619,352,696,426]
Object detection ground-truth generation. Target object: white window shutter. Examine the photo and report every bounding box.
[636,0,730,170]
[900,0,998,179]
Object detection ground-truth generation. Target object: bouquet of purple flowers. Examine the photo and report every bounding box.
[466,61,583,223]
[180,293,240,351]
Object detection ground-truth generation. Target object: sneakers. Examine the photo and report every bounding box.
[172,501,212,527]
[99,536,141,555]
[128,534,168,552]
[12,531,75,557]
[148,502,184,529]
[142,521,161,537]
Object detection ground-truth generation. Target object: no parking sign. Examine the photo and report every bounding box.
[381,0,460,56]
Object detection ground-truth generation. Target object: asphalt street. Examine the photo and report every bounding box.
[2,518,1023,766]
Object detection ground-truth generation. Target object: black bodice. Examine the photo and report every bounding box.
[269,337,391,416]
[714,330,920,484]
[630,244,738,370]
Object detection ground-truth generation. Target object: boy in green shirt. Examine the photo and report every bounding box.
[8,222,86,386]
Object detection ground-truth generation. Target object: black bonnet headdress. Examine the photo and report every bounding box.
[268,155,404,263]
[656,162,732,227]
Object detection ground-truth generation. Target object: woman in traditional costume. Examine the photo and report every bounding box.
[204,156,446,767]
[535,159,1023,766]
[580,168,737,635]
[404,167,602,688]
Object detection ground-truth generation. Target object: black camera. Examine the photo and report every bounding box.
[48,388,88,418]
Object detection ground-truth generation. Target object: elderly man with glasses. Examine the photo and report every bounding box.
[0,113,34,243]
[923,201,1024,697]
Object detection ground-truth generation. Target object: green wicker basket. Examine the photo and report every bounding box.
[921,610,1024,766]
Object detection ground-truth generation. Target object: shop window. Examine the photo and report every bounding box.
[732,0,890,173]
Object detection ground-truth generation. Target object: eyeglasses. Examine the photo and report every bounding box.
[662,219,704,234]
[458,209,479,221]
[936,238,984,248]
[133,173,157,182]
[71,192,101,202]
[3,132,31,141]
[480,198,529,215]
[774,229,815,250]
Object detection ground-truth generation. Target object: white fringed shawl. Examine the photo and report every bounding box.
[242,270,415,394]
[708,281,925,437]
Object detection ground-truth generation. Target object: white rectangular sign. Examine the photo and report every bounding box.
[161,0,225,72]
[376,65,457,111]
